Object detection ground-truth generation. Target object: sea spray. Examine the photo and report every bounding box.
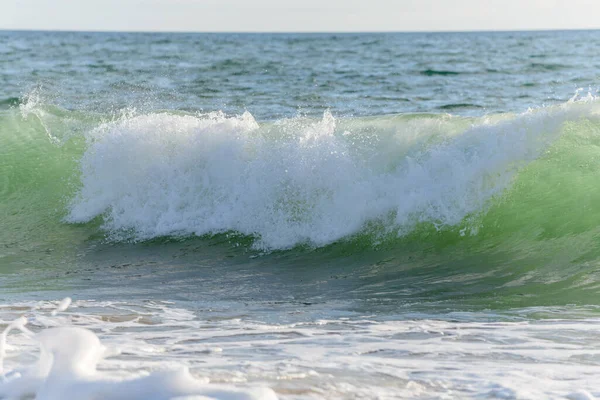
[65,102,595,249]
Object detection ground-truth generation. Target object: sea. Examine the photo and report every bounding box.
[2,30,600,399]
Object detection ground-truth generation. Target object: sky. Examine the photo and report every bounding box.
[2,0,600,32]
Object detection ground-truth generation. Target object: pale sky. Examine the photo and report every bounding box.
[2,0,600,32]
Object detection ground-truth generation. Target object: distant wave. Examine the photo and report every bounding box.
[528,62,569,71]
[0,97,21,108]
[437,103,483,110]
[420,69,462,76]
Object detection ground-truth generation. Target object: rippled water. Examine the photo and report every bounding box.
[2,30,600,118]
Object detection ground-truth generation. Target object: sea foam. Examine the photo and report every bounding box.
[0,299,277,400]
[2,299,600,399]
[66,103,594,249]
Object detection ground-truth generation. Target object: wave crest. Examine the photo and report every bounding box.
[65,103,590,250]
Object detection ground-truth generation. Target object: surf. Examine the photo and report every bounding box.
[2,95,599,249]
[4,94,600,307]
[59,98,597,250]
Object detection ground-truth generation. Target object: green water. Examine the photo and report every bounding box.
[2,100,600,313]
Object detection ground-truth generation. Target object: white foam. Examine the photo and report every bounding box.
[2,300,600,399]
[0,316,32,376]
[0,299,277,400]
[67,103,596,249]
[50,297,71,317]
[0,327,276,400]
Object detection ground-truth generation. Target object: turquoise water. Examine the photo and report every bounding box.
[3,30,600,399]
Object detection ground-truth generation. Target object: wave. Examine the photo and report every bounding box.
[5,95,600,305]
[14,97,575,250]
[2,96,598,251]
[59,110,533,248]
[0,95,597,250]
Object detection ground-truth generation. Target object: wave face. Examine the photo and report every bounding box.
[5,98,600,307]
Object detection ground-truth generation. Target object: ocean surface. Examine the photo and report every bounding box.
[2,30,600,398]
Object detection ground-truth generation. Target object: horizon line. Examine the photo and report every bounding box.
[2,27,600,35]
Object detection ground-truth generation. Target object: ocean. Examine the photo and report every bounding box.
[2,30,600,399]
